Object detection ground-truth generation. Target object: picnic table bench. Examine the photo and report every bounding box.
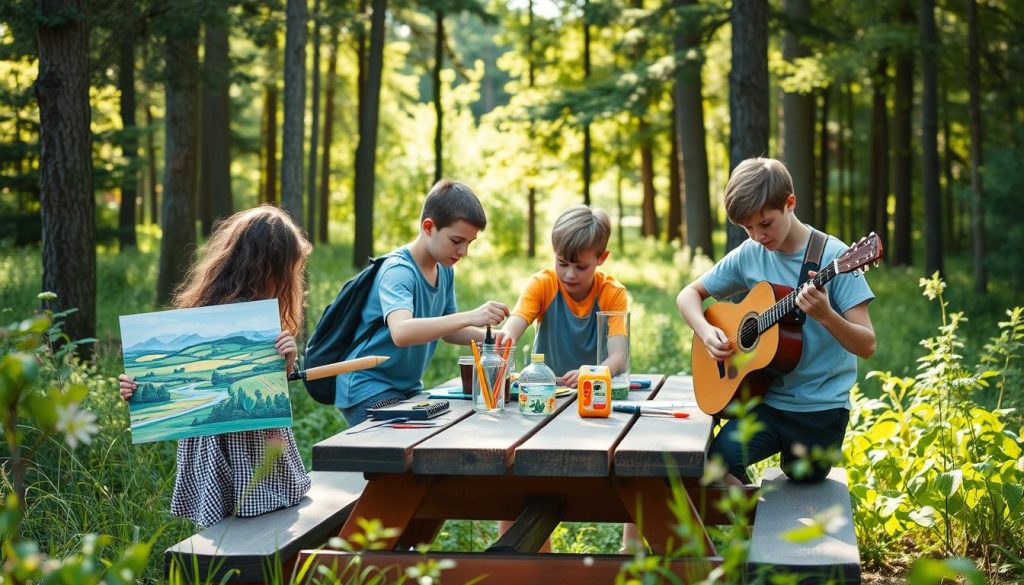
[164,471,365,584]
[163,374,860,584]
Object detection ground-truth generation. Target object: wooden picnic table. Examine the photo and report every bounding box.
[299,374,730,582]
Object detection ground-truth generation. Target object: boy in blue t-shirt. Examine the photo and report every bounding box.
[677,158,876,485]
[335,179,510,425]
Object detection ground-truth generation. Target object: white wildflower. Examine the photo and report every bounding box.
[55,403,98,449]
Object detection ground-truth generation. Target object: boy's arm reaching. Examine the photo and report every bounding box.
[677,278,733,359]
[499,315,530,344]
[388,301,509,347]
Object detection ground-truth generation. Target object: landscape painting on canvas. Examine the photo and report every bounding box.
[119,299,292,444]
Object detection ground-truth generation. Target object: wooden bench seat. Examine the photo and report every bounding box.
[747,467,860,585]
[165,471,366,584]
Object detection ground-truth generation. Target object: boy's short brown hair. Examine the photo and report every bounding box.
[551,205,611,262]
[724,158,794,224]
[421,179,487,230]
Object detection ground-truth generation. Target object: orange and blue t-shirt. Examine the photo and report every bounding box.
[512,269,627,377]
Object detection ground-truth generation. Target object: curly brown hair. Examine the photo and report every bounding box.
[172,205,312,335]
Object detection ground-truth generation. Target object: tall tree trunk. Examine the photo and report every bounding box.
[156,22,200,305]
[263,35,279,204]
[919,0,943,276]
[667,107,683,243]
[146,104,158,224]
[967,0,986,293]
[616,162,625,253]
[782,0,814,219]
[727,0,769,252]
[200,15,232,236]
[319,25,338,244]
[892,21,913,267]
[631,0,657,238]
[581,1,592,206]
[867,57,889,252]
[639,120,658,237]
[118,32,138,250]
[353,0,387,267]
[817,86,829,230]
[836,83,846,242]
[306,0,322,238]
[433,9,444,183]
[281,0,308,225]
[37,0,95,351]
[845,79,856,243]
[942,86,957,249]
[526,0,537,257]
[357,0,368,129]
[674,0,713,258]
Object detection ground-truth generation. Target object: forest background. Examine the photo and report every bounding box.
[1,0,1023,583]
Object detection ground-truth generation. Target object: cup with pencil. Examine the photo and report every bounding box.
[470,329,513,414]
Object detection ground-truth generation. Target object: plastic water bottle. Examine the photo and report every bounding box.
[517,353,557,416]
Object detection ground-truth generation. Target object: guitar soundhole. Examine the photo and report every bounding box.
[738,314,759,351]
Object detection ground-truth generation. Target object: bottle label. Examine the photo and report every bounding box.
[591,380,608,409]
[520,383,556,415]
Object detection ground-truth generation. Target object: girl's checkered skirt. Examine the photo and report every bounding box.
[170,428,311,527]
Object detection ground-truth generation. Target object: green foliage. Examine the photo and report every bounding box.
[845,274,1024,573]
[132,381,170,403]
[0,295,158,583]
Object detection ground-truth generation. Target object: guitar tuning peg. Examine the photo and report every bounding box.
[873,261,880,268]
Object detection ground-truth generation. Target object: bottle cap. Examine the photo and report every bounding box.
[531,353,544,362]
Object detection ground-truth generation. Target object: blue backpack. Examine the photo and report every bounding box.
[303,255,389,404]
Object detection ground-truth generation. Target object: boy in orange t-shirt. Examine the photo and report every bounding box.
[503,205,628,387]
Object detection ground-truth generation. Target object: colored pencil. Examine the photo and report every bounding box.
[470,339,494,409]
[491,337,514,406]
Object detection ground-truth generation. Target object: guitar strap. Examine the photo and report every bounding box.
[791,228,827,325]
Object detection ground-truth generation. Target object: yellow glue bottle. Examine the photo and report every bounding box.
[577,365,612,417]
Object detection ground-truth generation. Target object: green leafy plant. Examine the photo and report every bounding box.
[0,294,153,582]
[845,274,1024,575]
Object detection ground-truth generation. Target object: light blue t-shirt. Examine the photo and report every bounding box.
[700,230,874,412]
[334,247,457,408]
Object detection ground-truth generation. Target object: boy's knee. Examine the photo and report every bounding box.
[708,441,751,485]
[781,459,831,483]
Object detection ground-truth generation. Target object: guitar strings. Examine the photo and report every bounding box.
[720,263,838,348]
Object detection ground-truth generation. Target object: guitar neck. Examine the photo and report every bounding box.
[757,261,839,333]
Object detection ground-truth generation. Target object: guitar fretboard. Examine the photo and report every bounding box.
[755,261,839,334]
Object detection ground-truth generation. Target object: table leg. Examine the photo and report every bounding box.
[613,477,717,557]
[338,473,430,550]
[394,518,445,550]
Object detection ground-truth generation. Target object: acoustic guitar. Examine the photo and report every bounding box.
[692,233,883,416]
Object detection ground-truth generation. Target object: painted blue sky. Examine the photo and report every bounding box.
[119,299,280,349]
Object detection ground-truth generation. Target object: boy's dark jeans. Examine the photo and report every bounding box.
[707,403,849,485]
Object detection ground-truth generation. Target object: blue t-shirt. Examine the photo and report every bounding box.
[334,246,457,408]
[700,230,874,412]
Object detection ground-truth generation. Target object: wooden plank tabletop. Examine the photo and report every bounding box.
[312,398,474,473]
[411,394,576,475]
[612,375,713,478]
[513,374,666,477]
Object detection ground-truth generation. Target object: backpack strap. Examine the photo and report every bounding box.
[791,228,827,325]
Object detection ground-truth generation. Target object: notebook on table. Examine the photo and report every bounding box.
[366,396,451,420]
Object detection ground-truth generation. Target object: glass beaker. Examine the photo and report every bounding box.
[472,341,506,414]
[596,311,630,400]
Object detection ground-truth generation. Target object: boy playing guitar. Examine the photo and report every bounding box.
[676,158,877,486]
